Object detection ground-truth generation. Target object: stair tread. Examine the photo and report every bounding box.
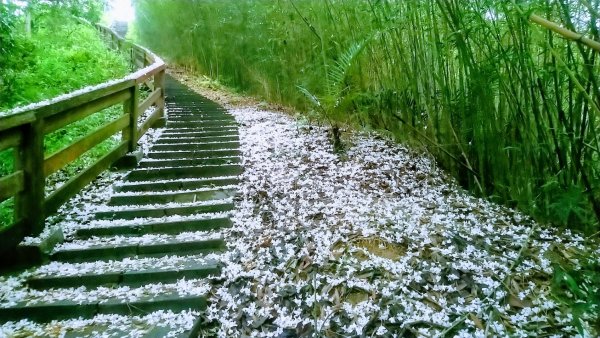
[28,259,221,289]
[76,216,233,237]
[0,286,208,323]
[95,200,234,220]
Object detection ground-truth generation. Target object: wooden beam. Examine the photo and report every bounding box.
[44,89,130,135]
[15,119,45,236]
[44,115,129,177]
[137,109,162,141]
[0,171,24,203]
[0,220,28,256]
[0,112,35,133]
[124,85,140,152]
[138,88,161,115]
[34,79,134,120]
[135,63,167,84]
[0,128,21,153]
[45,141,128,215]
[154,70,166,121]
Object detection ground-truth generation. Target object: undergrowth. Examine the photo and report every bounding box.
[135,0,600,235]
[0,9,130,230]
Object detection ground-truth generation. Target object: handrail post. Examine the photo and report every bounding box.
[123,85,139,152]
[155,69,166,121]
[15,118,45,235]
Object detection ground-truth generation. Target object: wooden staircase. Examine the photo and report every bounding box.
[0,76,240,336]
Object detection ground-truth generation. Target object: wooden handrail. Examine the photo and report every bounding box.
[0,21,167,252]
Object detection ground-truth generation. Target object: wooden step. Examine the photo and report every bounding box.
[166,120,237,128]
[160,130,237,138]
[108,188,237,206]
[114,177,240,193]
[167,114,234,122]
[138,156,241,169]
[27,261,221,289]
[155,135,239,144]
[162,125,236,132]
[95,202,234,220]
[124,164,243,181]
[150,141,240,152]
[0,294,207,323]
[52,238,226,262]
[147,149,241,160]
[76,217,232,237]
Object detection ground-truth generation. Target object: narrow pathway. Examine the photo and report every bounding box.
[0,76,240,336]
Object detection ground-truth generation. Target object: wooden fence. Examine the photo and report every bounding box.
[0,23,166,251]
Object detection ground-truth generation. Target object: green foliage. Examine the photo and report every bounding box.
[135,0,600,234]
[0,11,130,229]
[298,40,370,152]
[0,15,129,110]
[550,250,600,335]
[28,0,107,24]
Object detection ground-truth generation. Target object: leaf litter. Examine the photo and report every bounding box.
[200,106,600,337]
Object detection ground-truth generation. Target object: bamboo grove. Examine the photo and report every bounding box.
[134,0,600,233]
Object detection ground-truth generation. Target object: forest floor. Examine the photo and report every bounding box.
[1,67,599,337]
[170,68,600,337]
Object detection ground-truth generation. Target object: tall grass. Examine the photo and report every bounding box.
[135,0,600,233]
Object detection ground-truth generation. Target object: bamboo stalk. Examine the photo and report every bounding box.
[529,13,600,53]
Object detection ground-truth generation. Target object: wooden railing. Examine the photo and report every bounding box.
[0,23,166,251]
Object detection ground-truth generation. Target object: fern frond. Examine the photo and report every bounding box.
[297,85,323,110]
[326,40,368,97]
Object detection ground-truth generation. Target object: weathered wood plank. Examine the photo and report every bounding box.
[0,171,24,203]
[143,80,155,92]
[0,112,35,133]
[135,63,166,84]
[44,89,130,135]
[32,79,134,120]
[45,141,128,215]
[0,220,28,256]
[0,128,21,152]
[137,109,162,141]
[14,119,45,236]
[138,88,161,115]
[154,70,166,120]
[43,115,129,177]
[123,85,139,152]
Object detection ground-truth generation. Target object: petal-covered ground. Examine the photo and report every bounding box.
[199,104,600,337]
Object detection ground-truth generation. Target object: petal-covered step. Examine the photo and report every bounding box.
[76,217,232,237]
[169,113,235,125]
[166,120,237,128]
[138,156,241,168]
[162,125,236,133]
[0,280,209,323]
[27,259,221,289]
[0,310,201,338]
[155,135,239,144]
[51,232,226,262]
[147,149,241,160]
[95,200,234,220]
[150,141,240,152]
[160,130,238,138]
[124,164,243,181]
[108,187,237,206]
[113,177,240,193]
